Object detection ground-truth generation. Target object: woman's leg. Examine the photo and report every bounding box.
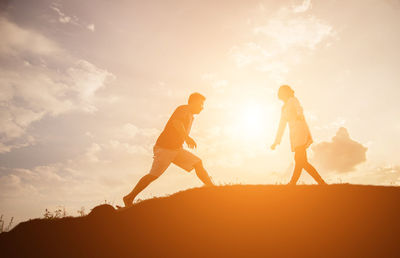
[289,163,303,185]
[301,147,326,185]
[289,147,307,185]
[303,162,326,185]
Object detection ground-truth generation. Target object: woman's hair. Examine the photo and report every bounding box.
[278,85,294,100]
[188,92,206,104]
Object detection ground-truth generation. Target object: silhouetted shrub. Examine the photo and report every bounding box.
[88,204,115,218]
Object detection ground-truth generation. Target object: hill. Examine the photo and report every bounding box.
[1,184,400,257]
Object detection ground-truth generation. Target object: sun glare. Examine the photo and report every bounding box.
[233,102,274,141]
[241,105,264,133]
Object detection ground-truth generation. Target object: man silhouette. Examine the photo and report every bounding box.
[271,85,327,185]
[122,93,214,207]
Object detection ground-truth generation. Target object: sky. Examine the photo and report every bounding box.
[1,0,400,225]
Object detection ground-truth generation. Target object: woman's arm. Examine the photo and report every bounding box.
[271,110,287,149]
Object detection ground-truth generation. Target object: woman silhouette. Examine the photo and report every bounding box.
[271,85,327,185]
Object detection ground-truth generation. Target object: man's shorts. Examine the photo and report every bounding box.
[148,145,201,177]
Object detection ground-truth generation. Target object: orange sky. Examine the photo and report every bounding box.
[1,0,400,225]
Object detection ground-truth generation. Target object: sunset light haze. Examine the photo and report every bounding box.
[1,0,400,225]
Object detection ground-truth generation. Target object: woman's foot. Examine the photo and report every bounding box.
[123,195,134,207]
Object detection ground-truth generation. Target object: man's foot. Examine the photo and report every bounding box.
[318,181,328,185]
[287,182,296,186]
[123,195,134,207]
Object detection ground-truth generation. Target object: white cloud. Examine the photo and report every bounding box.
[201,73,229,93]
[67,59,115,112]
[0,17,61,56]
[82,139,149,164]
[121,123,140,139]
[0,18,115,153]
[79,123,158,164]
[253,16,333,50]
[335,165,400,186]
[115,123,159,141]
[84,143,101,163]
[366,165,400,185]
[0,166,68,199]
[50,3,95,32]
[87,24,95,32]
[0,121,160,223]
[50,6,74,24]
[312,127,368,173]
[292,0,312,13]
[230,4,335,82]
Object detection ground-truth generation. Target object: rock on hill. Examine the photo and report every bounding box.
[1,184,400,257]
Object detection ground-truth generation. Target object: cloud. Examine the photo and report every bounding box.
[0,161,112,224]
[81,123,158,164]
[312,127,368,173]
[87,24,95,32]
[230,3,335,82]
[0,166,68,199]
[50,3,95,32]
[50,5,74,24]
[67,59,114,111]
[253,16,333,51]
[292,0,312,13]
[0,18,114,153]
[201,73,229,93]
[0,122,159,223]
[363,166,400,185]
[0,17,61,56]
[332,165,400,186]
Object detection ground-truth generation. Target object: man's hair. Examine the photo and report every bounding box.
[278,85,294,100]
[188,92,206,104]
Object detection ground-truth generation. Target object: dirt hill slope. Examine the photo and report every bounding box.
[1,184,400,257]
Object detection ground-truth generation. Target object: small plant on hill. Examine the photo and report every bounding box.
[77,206,86,217]
[43,206,68,219]
[0,215,14,233]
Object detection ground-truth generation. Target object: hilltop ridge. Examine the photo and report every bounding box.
[1,184,400,257]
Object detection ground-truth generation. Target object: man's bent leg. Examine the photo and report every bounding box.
[123,146,175,206]
[193,161,214,186]
[124,174,158,207]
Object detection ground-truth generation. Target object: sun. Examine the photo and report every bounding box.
[241,105,264,134]
[233,102,274,140]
